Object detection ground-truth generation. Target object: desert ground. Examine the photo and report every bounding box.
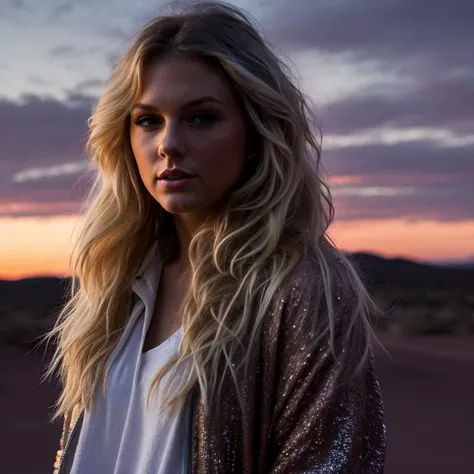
[1,333,473,474]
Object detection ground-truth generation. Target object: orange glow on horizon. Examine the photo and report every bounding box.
[329,219,474,262]
[1,215,473,280]
[328,174,365,185]
[1,215,80,281]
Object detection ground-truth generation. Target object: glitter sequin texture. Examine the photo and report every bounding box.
[191,257,386,473]
[56,256,386,473]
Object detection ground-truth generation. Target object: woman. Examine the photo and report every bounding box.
[49,2,386,473]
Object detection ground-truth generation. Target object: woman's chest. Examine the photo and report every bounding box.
[143,268,185,352]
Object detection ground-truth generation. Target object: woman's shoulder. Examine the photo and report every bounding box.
[275,246,372,361]
[284,246,357,306]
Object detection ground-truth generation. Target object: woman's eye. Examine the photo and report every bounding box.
[189,113,218,125]
[133,113,217,129]
[135,116,161,129]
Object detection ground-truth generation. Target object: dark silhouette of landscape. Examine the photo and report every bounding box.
[1,253,473,473]
[2,252,473,347]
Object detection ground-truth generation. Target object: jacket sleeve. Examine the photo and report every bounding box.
[268,271,386,473]
[53,412,71,474]
[52,404,81,474]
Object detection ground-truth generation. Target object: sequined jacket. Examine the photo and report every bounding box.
[53,256,386,473]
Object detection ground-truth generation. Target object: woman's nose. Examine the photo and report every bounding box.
[157,123,183,159]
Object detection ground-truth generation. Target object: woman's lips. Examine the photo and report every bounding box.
[157,176,195,189]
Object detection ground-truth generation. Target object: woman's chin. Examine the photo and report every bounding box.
[156,197,205,216]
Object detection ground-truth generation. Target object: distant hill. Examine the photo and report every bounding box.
[0,253,474,312]
[1,253,473,343]
[442,261,474,270]
[348,252,474,290]
[430,255,474,269]
[0,277,71,318]
[2,252,474,301]
[0,277,71,347]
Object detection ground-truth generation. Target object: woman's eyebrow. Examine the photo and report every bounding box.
[131,96,225,112]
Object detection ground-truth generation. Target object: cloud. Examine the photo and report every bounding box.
[102,26,134,42]
[0,95,91,216]
[319,72,474,137]
[333,184,474,222]
[1,0,472,224]
[48,44,100,61]
[323,139,474,222]
[0,94,90,157]
[8,0,25,9]
[333,186,417,198]
[0,201,81,218]
[0,90,472,222]
[73,79,106,92]
[64,79,106,101]
[28,75,48,86]
[325,128,474,150]
[322,140,474,182]
[65,91,97,107]
[265,0,474,71]
[49,1,75,20]
[49,45,79,57]
[13,161,89,183]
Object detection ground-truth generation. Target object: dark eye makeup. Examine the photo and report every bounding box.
[133,111,219,129]
[188,112,219,124]
[134,116,162,128]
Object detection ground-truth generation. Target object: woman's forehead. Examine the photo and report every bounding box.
[138,56,235,109]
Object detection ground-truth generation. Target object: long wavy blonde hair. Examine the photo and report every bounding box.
[45,1,378,419]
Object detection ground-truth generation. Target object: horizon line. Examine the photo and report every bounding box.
[2,251,473,282]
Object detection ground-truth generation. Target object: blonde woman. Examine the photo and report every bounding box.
[49,2,386,473]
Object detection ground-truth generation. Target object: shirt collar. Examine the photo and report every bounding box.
[135,241,159,279]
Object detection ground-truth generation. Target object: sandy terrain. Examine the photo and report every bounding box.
[0,334,473,474]
[375,333,474,474]
[0,345,62,474]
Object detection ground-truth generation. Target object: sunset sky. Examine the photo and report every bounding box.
[1,0,473,280]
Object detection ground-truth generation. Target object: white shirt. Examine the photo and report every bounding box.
[70,243,191,474]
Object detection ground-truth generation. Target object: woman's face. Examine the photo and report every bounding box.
[130,55,248,221]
